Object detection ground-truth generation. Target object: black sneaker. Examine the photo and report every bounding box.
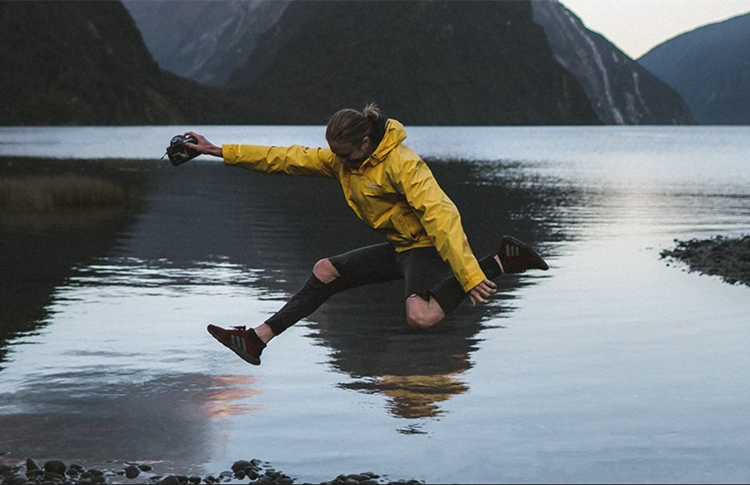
[496,236,549,274]
[207,324,265,365]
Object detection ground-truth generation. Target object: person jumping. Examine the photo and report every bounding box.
[185,104,548,365]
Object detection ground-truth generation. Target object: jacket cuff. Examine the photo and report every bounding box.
[461,270,487,293]
[222,144,241,165]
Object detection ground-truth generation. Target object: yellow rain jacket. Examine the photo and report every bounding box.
[222,119,486,293]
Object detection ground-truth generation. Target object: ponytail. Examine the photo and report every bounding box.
[326,103,387,147]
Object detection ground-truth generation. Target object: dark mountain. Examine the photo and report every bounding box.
[0,1,226,125]
[639,13,750,125]
[531,0,694,125]
[222,0,599,125]
[122,0,291,87]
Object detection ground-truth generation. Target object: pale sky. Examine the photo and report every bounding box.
[558,0,750,59]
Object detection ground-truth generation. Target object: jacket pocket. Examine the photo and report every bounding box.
[390,212,421,243]
[362,185,385,198]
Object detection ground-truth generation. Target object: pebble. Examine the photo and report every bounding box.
[43,461,66,476]
[230,460,252,474]
[43,471,64,481]
[124,465,140,479]
[11,474,28,485]
[348,474,371,482]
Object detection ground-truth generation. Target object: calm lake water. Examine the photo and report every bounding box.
[1,126,749,483]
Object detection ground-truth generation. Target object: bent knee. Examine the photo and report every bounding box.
[313,258,340,284]
[406,294,446,331]
[406,306,443,331]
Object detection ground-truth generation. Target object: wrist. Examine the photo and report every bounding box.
[209,144,223,158]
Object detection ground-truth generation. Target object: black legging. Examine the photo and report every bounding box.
[264,243,502,335]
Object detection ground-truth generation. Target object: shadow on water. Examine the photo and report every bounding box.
[0,154,586,457]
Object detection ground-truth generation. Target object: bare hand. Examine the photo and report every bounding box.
[184,131,223,158]
[468,279,497,307]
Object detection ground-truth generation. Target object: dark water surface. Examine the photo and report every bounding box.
[1,126,749,483]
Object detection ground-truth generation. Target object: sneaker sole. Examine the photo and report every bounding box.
[502,235,550,271]
[207,325,261,366]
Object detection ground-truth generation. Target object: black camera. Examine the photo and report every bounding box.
[164,134,200,166]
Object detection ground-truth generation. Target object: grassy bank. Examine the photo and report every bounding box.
[0,174,125,212]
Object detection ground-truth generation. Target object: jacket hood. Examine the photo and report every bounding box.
[369,119,406,164]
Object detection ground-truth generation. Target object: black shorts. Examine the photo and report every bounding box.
[328,243,453,299]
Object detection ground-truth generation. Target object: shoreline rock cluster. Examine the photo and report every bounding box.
[0,458,423,485]
[661,235,750,287]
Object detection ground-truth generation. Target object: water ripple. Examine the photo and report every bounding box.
[68,257,263,290]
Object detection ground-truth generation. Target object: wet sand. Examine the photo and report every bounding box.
[661,235,750,287]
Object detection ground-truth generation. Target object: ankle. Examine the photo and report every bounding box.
[253,323,275,344]
[478,252,504,279]
[493,254,505,274]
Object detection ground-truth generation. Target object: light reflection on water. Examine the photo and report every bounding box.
[1,126,750,483]
[70,258,265,292]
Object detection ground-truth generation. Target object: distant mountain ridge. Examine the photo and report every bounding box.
[221,0,599,125]
[639,13,750,125]
[128,0,693,126]
[122,0,291,87]
[0,0,700,126]
[0,1,225,125]
[531,0,694,125]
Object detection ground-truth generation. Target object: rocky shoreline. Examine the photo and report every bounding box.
[0,458,424,485]
[0,459,422,485]
[661,235,750,287]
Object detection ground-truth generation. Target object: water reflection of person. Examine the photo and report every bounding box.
[185,104,548,365]
[316,301,479,424]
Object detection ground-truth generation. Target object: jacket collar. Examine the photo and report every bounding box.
[361,119,407,168]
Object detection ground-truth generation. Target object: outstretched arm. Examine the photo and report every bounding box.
[183,131,337,178]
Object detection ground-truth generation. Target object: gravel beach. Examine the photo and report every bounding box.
[661,235,750,287]
[0,458,423,485]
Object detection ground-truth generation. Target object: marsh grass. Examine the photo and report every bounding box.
[0,174,125,212]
